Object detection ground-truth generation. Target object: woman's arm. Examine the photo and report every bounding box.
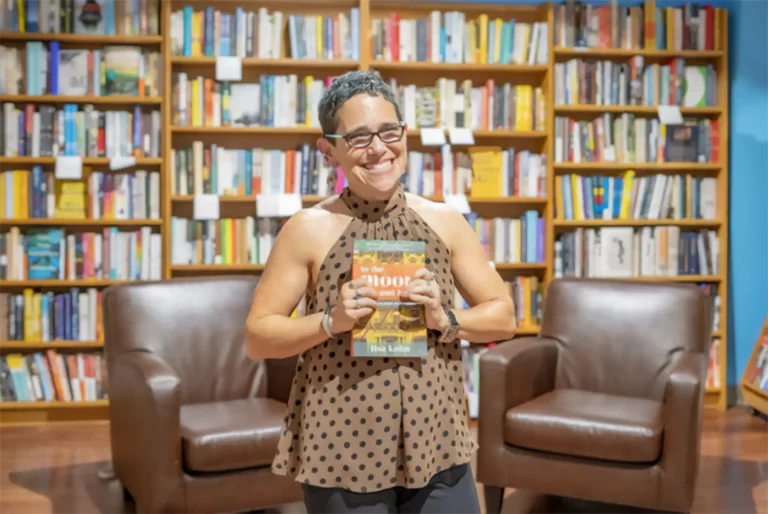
[433,207,518,343]
[244,210,329,360]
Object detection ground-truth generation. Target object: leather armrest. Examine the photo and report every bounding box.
[658,350,708,510]
[110,351,185,513]
[477,337,558,482]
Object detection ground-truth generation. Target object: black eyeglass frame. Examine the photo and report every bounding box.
[323,120,407,149]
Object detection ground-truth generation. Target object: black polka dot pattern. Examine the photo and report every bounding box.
[271,185,477,493]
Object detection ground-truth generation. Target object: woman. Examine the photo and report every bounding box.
[245,70,518,513]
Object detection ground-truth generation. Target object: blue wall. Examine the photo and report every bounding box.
[726,0,768,388]
[449,0,768,389]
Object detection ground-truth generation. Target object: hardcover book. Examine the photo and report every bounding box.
[351,239,428,357]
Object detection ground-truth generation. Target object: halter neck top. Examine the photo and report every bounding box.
[271,185,476,493]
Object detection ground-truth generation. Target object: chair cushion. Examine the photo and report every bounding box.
[504,389,663,463]
[180,397,286,473]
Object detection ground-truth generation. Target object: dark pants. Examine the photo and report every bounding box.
[302,464,480,514]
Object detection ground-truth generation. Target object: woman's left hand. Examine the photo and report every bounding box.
[403,268,448,331]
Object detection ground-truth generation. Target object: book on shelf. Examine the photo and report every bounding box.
[469,212,544,265]
[2,103,162,159]
[2,167,161,220]
[170,216,282,267]
[554,115,719,164]
[553,0,725,52]
[744,329,768,393]
[371,11,549,65]
[386,78,545,132]
[555,171,717,221]
[0,42,162,97]
[554,227,719,278]
[350,239,428,358]
[1,287,103,342]
[169,6,360,61]
[0,350,107,404]
[405,147,546,199]
[2,226,163,281]
[2,0,160,36]
[553,57,717,108]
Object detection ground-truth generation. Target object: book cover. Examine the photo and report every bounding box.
[351,239,428,358]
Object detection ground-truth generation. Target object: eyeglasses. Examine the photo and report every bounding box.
[324,121,406,149]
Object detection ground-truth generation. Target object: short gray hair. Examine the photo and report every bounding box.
[318,70,402,138]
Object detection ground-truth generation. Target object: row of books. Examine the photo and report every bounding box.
[170,73,328,129]
[387,79,544,132]
[553,1,725,52]
[3,0,161,36]
[170,6,361,62]
[372,12,549,66]
[554,172,717,221]
[2,168,161,220]
[170,142,547,200]
[1,103,162,159]
[554,115,720,164]
[554,57,717,108]
[0,43,161,97]
[169,211,545,266]
[0,350,108,404]
[1,226,163,281]
[553,227,719,278]
[2,288,102,342]
[404,147,546,199]
[744,330,768,392]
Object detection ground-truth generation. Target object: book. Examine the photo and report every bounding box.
[351,239,428,357]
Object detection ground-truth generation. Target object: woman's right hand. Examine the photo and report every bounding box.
[329,277,379,334]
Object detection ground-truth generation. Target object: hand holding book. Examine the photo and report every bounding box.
[328,277,380,335]
[401,268,448,332]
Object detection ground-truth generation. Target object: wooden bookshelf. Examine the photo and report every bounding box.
[550,0,730,410]
[739,316,768,418]
[0,2,163,423]
[1,0,732,420]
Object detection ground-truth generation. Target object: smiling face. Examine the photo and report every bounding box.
[318,93,407,201]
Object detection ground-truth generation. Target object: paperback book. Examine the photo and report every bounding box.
[351,239,428,357]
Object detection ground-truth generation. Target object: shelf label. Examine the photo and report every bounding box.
[193,194,220,220]
[109,156,137,170]
[448,128,475,145]
[420,128,447,146]
[443,194,471,214]
[257,194,302,217]
[54,156,83,179]
[657,105,683,125]
[216,56,242,81]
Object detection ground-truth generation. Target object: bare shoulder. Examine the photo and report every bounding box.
[405,193,468,249]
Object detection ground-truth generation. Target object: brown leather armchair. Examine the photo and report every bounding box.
[477,278,714,514]
[102,276,302,513]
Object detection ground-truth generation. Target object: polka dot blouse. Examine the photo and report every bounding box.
[271,185,477,493]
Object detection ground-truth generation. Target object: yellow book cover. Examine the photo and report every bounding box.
[351,240,428,358]
[54,179,87,219]
[469,146,503,198]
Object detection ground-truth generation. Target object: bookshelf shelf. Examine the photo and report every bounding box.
[368,61,549,74]
[2,219,162,227]
[0,280,138,288]
[0,94,163,105]
[170,195,546,206]
[0,157,163,166]
[553,219,721,228]
[0,32,162,45]
[0,341,103,350]
[553,46,724,60]
[170,56,360,70]
[0,399,108,409]
[553,163,721,172]
[554,105,722,116]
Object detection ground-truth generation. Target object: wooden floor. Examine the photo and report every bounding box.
[0,407,766,514]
